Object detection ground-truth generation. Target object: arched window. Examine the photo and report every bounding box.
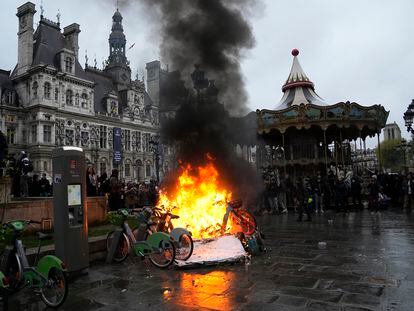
[81,93,88,108]
[65,57,73,73]
[44,82,51,99]
[145,161,151,177]
[55,88,59,101]
[32,81,38,98]
[66,89,73,106]
[6,91,13,104]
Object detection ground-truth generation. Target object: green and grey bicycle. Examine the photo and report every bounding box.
[106,209,176,268]
[0,219,68,308]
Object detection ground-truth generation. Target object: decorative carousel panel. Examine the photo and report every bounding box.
[349,106,364,119]
[305,107,322,120]
[365,108,378,119]
[262,112,280,127]
[281,108,299,120]
[327,106,345,119]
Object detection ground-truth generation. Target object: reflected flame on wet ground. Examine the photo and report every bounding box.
[163,270,236,311]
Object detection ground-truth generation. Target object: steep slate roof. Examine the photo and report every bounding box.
[84,68,116,113]
[31,18,88,80]
[0,70,13,90]
[276,49,326,110]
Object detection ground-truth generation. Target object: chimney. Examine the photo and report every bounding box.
[63,23,81,59]
[16,2,36,76]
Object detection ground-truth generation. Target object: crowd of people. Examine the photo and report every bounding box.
[256,166,413,221]
[86,167,159,211]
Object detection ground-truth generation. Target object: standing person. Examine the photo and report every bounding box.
[403,173,414,212]
[39,173,51,197]
[312,173,323,214]
[297,178,312,222]
[335,174,348,213]
[367,175,380,214]
[86,166,98,196]
[270,177,279,214]
[277,174,288,214]
[351,174,362,210]
[98,172,109,196]
[29,174,40,197]
[137,183,149,208]
[108,169,122,211]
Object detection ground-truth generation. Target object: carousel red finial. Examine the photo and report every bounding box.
[291,49,299,56]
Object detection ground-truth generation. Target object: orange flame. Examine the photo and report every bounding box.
[157,160,232,239]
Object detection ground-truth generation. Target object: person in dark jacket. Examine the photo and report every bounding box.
[297,178,312,222]
[335,175,348,213]
[351,175,362,210]
[108,169,122,210]
[367,175,380,213]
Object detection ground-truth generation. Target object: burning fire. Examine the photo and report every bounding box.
[157,160,232,239]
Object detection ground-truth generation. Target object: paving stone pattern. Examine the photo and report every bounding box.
[5,210,414,310]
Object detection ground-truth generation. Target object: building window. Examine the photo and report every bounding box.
[146,163,151,177]
[135,131,141,152]
[100,161,107,176]
[22,129,26,143]
[65,129,74,145]
[144,133,150,152]
[6,128,15,144]
[81,131,89,146]
[43,125,52,143]
[391,128,395,140]
[65,57,73,73]
[124,130,131,151]
[81,93,88,108]
[99,126,107,149]
[125,163,130,177]
[44,161,48,172]
[55,88,59,101]
[31,124,38,143]
[44,82,51,99]
[66,89,73,106]
[6,91,13,104]
[32,81,38,98]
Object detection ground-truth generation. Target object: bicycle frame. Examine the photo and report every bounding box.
[118,214,174,258]
[1,221,66,290]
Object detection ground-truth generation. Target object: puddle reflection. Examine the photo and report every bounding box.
[172,270,236,310]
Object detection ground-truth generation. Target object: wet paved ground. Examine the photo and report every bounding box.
[5,209,414,310]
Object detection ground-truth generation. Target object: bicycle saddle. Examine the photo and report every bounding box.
[170,214,180,219]
[37,232,53,241]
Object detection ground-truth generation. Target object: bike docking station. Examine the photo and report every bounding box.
[52,147,89,276]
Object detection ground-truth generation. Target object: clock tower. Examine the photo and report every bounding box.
[105,8,131,90]
[16,2,36,76]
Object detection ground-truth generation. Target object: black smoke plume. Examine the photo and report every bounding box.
[121,0,263,203]
[142,0,258,115]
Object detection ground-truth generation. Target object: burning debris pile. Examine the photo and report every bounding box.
[157,158,232,239]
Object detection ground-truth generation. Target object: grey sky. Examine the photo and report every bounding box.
[1,0,413,144]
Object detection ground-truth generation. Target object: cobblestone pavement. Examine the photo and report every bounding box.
[5,210,414,310]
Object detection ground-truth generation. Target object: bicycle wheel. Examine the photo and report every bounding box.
[237,210,257,236]
[0,252,23,292]
[148,239,176,268]
[106,231,130,263]
[40,267,68,308]
[176,234,194,261]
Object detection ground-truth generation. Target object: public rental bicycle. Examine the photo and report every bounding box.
[222,200,257,236]
[147,206,193,261]
[106,208,176,268]
[0,220,68,308]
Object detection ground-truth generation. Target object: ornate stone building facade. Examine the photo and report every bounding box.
[0,2,166,182]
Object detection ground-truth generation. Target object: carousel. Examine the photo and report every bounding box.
[256,49,389,177]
